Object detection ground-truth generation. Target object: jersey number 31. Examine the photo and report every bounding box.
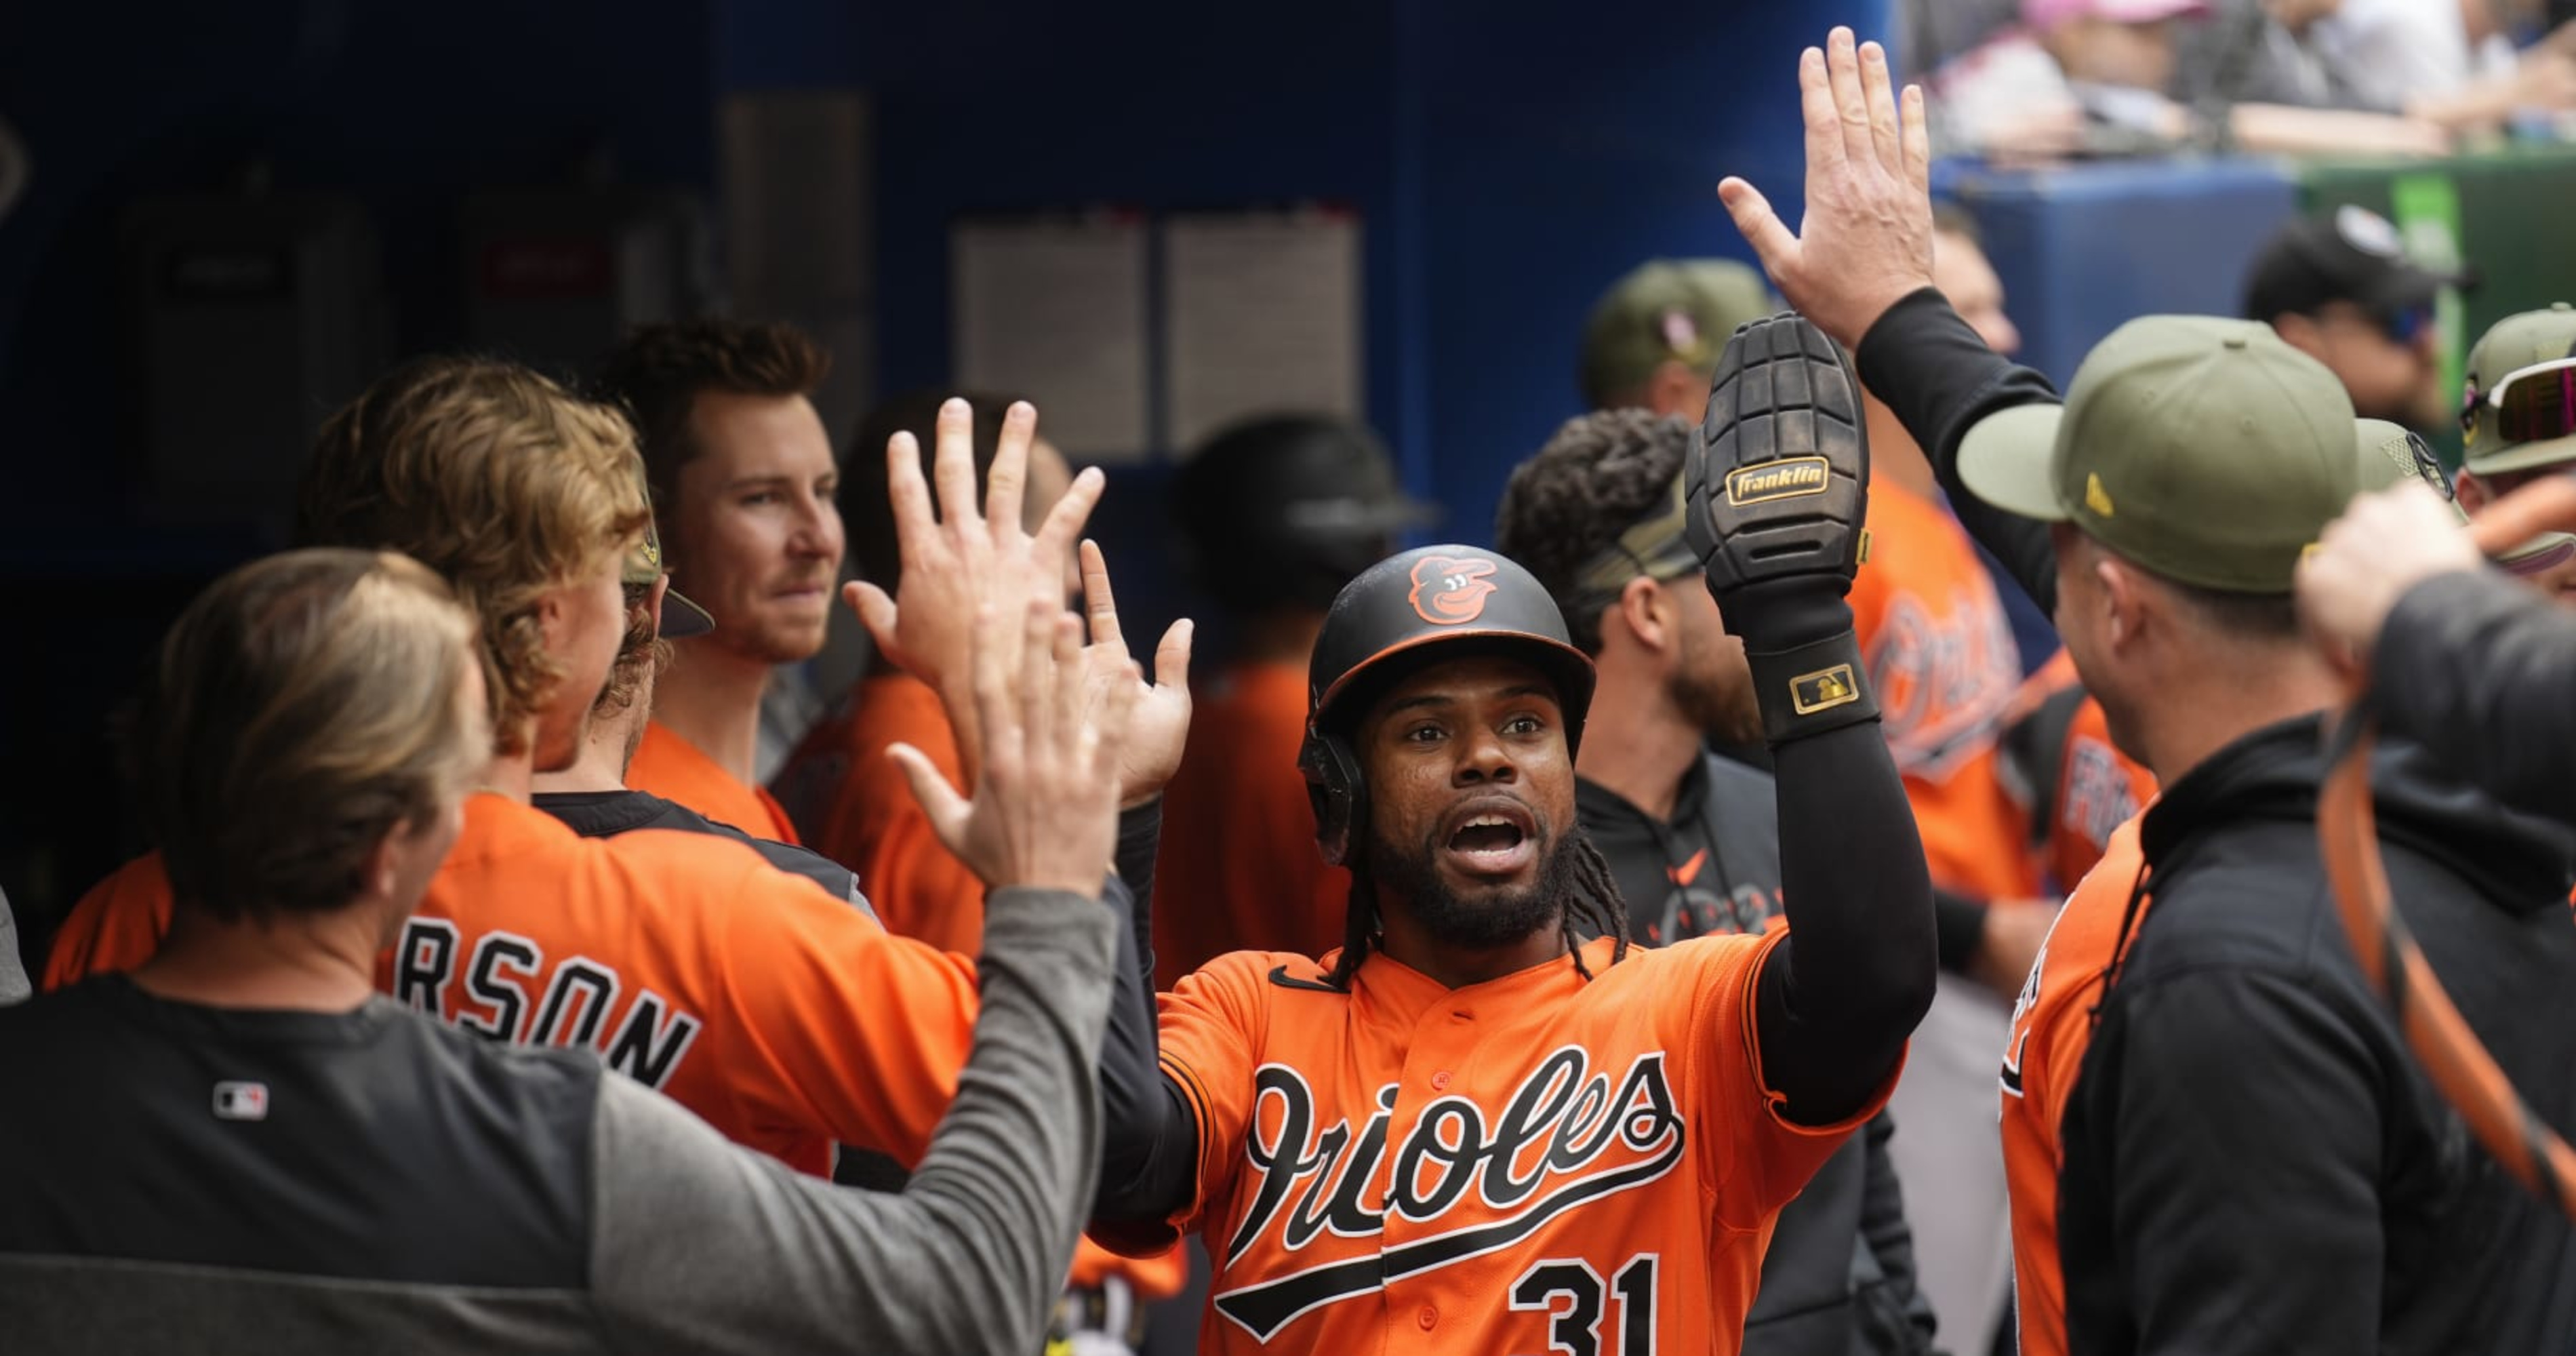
[1509,1254,1658,1355]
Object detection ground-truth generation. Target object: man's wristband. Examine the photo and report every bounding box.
[1745,630,1880,745]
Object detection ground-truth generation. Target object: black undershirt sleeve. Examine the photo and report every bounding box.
[1091,799,1201,1233]
[1853,287,2068,616]
[1751,714,1939,1125]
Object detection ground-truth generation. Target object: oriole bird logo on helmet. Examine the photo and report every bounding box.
[1407,554,1499,624]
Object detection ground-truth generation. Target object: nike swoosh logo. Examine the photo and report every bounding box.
[1268,965,1343,993]
[1669,849,1707,888]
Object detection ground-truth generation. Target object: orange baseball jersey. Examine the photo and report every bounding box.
[1998,813,2150,1356]
[44,794,975,1177]
[1848,477,2036,903]
[771,672,988,954]
[1154,660,1352,990]
[1135,930,1891,1354]
[628,719,801,844]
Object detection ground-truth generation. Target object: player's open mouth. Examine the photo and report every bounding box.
[1440,799,1537,877]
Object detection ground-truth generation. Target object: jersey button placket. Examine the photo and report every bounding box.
[1417,1303,1438,1330]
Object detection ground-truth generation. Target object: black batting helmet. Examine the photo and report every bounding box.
[1297,544,1596,866]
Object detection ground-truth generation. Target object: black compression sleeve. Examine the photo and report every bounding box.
[1853,287,2066,616]
[1752,718,1938,1125]
[1090,798,1203,1232]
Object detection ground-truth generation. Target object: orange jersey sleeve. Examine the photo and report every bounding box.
[2000,814,2149,1356]
[1150,933,1885,1354]
[628,719,803,845]
[773,674,988,953]
[42,853,178,989]
[1153,662,1352,988]
[1849,479,2038,903]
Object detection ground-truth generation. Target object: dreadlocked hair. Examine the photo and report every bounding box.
[1325,835,1634,991]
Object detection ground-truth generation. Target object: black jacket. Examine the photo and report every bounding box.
[2377,567,2576,832]
[1580,755,1937,1356]
[2056,715,2576,1355]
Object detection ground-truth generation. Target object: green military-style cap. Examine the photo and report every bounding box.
[1957,315,2367,593]
[1578,260,1777,410]
[2461,303,2576,475]
[621,464,715,639]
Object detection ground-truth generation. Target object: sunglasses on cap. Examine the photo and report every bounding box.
[2462,355,2576,445]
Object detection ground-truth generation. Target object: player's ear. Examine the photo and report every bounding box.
[1612,575,1674,654]
[2454,468,2489,515]
[358,830,403,910]
[2096,555,2147,653]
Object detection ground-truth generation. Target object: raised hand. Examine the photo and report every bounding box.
[1718,26,1935,351]
[890,593,1133,896]
[845,398,1103,772]
[2296,482,2482,660]
[1075,538,1193,808]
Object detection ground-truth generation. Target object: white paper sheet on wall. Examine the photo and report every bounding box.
[1163,210,1363,456]
[950,215,1151,461]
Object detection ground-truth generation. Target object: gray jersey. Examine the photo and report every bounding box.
[0,886,1116,1354]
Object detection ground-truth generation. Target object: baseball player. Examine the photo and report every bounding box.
[1995,420,2460,1356]
[2449,304,2576,596]
[42,359,1175,1189]
[594,319,839,843]
[1089,312,1937,1353]
[1724,27,2576,1351]
[526,526,869,909]
[1497,407,1936,1356]
[1,546,1131,1355]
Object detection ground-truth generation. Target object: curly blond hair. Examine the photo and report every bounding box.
[294,357,651,755]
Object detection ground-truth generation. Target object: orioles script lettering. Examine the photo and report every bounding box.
[1213,1045,1686,1340]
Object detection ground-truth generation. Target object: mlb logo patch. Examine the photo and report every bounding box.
[212,1081,270,1122]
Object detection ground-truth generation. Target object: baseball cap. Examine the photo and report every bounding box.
[1579,260,1776,410]
[1958,315,2366,593]
[625,512,715,639]
[2021,0,2208,28]
[2460,304,2576,475]
[2242,206,2464,338]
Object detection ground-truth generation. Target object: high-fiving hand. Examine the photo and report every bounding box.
[1719,26,1936,352]
[845,398,1102,776]
[891,595,1133,896]
[1076,538,1192,808]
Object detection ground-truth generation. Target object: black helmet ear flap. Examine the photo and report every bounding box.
[1298,727,1367,867]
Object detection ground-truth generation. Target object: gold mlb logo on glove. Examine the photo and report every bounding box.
[1789,663,1860,715]
[1725,455,1831,507]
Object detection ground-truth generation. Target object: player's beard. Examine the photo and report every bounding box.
[1365,822,1576,953]
[1672,626,1760,749]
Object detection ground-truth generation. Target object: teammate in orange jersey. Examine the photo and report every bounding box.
[1993,422,2474,1356]
[1152,413,1433,989]
[43,359,1184,1177]
[1090,309,1937,1354]
[594,319,840,842]
[776,391,1071,953]
[1997,650,2158,894]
